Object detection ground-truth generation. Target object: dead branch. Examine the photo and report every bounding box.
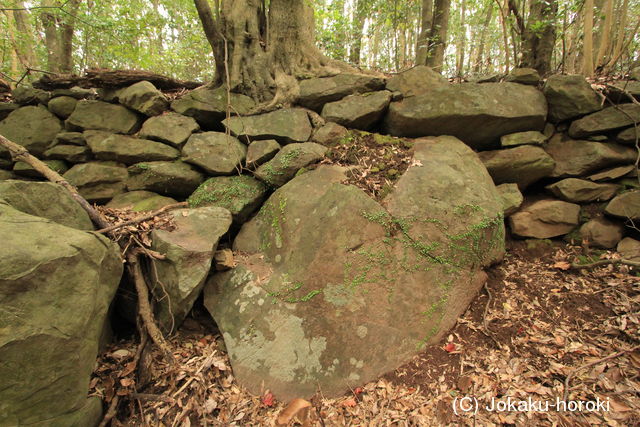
[563,345,640,401]
[96,202,188,234]
[33,69,202,91]
[97,395,119,427]
[569,258,640,270]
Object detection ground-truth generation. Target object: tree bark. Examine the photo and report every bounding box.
[59,0,80,73]
[583,0,595,76]
[595,0,614,69]
[415,0,434,65]
[473,2,493,73]
[41,0,61,73]
[12,1,39,70]
[496,0,511,73]
[426,0,451,72]
[521,0,558,76]
[349,0,367,65]
[604,0,628,72]
[456,0,466,77]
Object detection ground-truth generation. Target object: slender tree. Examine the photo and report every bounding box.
[427,0,451,72]
[583,0,595,76]
[473,2,494,73]
[595,0,614,69]
[349,0,367,65]
[415,0,434,65]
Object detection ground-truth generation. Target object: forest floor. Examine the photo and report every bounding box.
[92,240,640,426]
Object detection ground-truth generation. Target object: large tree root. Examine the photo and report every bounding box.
[0,133,176,367]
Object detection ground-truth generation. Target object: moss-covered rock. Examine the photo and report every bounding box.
[106,190,177,211]
[182,132,246,175]
[246,139,281,167]
[48,95,78,119]
[65,100,142,134]
[118,81,168,116]
[85,130,179,164]
[255,142,327,187]
[0,105,62,156]
[126,161,204,197]
[63,161,129,203]
[139,112,200,147]
[223,108,313,144]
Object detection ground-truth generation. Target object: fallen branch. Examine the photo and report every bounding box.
[96,202,188,234]
[97,395,119,427]
[569,258,640,270]
[480,281,503,349]
[563,345,640,401]
[33,69,203,90]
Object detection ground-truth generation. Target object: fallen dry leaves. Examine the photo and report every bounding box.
[90,241,639,426]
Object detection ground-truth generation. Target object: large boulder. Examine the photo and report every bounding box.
[106,191,177,211]
[543,75,602,122]
[151,206,232,332]
[298,74,386,111]
[0,105,62,156]
[0,180,93,230]
[171,87,255,128]
[605,191,640,220]
[85,130,179,164]
[64,161,129,203]
[568,104,640,138]
[0,203,122,426]
[118,81,168,116]
[139,112,200,147]
[182,132,247,175]
[188,175,267,224]
[478,145,555,189]
[508,199,580,238]
[385,83,547,150]
[321,91,392,130]
[578,218,624,248]
[546,178,619,203]
[204,136,504,400]
[66,100,142,134]
[255,142,327,187]
[545,134,636,177]
[223,108,312,144]
[385,66,448,97]
[126,161,204,197]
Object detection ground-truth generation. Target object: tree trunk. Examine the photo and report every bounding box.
[426,0,451,72]
[521,0,558,75]
[583,0,595,76]
[349,0,367,65]
[12,1,39,70]
[595,0,614,70]
[59,0,80,73]
[474,2,493,73]
[604,0,627,72]
[415,0,433,65]
[456,0,466,77]
[496,0,511,72]
[41,0,61,73]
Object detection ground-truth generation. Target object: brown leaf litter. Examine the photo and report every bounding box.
[91,240,640,426]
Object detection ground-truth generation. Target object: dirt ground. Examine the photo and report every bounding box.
[92,239,640,426]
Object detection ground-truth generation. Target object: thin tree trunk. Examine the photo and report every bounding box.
[456,0,466,77]
[521,0,558,75]
[416,0,434,65]
[474,2,494,73]
[5,9,19,80]
[583,0,595,76]
[12,1,38,69]
[59,0,80,73]
[426,0,451,72]
[605,0,628,71]
[41,0,61,72]
[495,0,511,72]
[349,0,366,65]
[595,0,614,69]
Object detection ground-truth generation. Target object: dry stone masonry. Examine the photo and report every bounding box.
[1,67,640,421]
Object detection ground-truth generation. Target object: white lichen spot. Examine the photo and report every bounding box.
[257,298,265,306]
[275,254,282,263]
[239,301,249,313]
[348,372,361,381]
[356,325,368,338]
[328,206,338,217]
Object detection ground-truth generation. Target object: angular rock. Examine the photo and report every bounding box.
[106,190,177,212]
[504,68,540,85]
[569,104,640,138]
[508,199,580,238]
[618,237,640,261]
[605,191,640,220]
[311,122,348,145]
[223,108,312,144]
[139,112,200,147]
[85,130,179,164]
[579,217,624,248]
[0,103,19,121]
[53,131,85,146]
[151,206,232,332]
[298,73,386,111]
[321,91,392,130]
[171,87,255,128]
[475,73,503,83]
[255,142,327,187]
[47,95,77,119]
[478,145,555,189]
[118,81,169,116]
[545,134,636,177]
[543,75,602,123]
[385,66,448,97]
[44,144,92,163]
[246,139,281,167]
[182,132,246,175]
[587,165,636,182]
[496,183,523,216]
[0,105,62,156]
[0,180,93,230]
[0,170,16,180]
[12,85,51,105]
[188,175,267,224]
[616,127,637,145]
[385,83,547,150]
[0,204,122,427]
[546,178,619,203]
[65,100,142,134]
[205,136,503,400]
[500,130,546,147]
[64,161,129,203]
[543,123,555,138]
[126,161,204,197]
[14,159,68,177]
[607,81,640,103]
[51,86,97,99]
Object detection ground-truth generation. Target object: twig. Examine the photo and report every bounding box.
[172,345,219,397]
[96,202,188,234]
[563,345,640,401]
[569,258,640,270]
[97,395,119,427]
[480,282,503,348]
[131,393,176,404]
